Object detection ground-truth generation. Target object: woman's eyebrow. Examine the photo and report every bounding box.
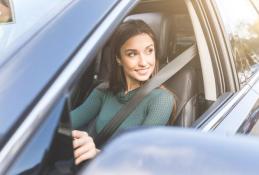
[145,44,154,49]
[124,44,154,53]
[124,49,137,53]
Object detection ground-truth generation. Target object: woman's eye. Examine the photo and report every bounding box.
[146,48,154,55]
[127,52,136,57]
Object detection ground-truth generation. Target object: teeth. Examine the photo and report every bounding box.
[137,69,148,74]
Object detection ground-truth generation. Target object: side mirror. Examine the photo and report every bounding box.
[79,127,259,175]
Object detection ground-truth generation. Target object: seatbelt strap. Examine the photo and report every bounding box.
[93,51,103,84]
[95,44,197,147]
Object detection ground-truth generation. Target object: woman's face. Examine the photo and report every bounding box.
[119,33,156,89]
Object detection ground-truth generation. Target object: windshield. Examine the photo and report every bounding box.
[0,0,73,67]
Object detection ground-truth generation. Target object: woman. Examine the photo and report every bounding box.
[70,20,175,165]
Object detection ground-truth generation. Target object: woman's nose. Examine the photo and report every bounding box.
[138,54,148,66]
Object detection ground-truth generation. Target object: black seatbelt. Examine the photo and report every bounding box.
[94,44,197,147]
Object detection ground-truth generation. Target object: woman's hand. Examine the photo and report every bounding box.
[72,130,100,165]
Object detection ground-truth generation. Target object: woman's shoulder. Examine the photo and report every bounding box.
[96,82,109,91]
[151,87,174,97]
[93,82,114,97]
[147,87,175,103]
[144,87,175,112]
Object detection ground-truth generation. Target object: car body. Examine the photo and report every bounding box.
[1,0,259,174]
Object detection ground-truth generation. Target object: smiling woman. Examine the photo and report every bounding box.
[70,19,175,165]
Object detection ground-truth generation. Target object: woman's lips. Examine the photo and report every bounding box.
[135,68,149,75]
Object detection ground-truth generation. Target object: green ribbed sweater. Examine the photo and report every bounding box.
[70,87,174,134]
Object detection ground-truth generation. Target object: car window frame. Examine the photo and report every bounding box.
[198,0,259,134]
[185,0,219,102]
[185,0,258,131]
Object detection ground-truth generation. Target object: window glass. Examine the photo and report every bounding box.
[0,0,72,66]
[214,0,259,85]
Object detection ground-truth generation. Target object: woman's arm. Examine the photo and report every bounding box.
[70,89,104,129]
[70,89,105,164]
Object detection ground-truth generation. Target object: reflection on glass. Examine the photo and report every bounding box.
[215,0,259,85]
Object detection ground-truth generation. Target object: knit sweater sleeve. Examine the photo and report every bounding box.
[70,89,104,129]
[143,90,174,125]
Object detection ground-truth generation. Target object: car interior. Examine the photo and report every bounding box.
[69,0,216,132]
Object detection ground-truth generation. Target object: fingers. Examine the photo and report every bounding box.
[75,148,97,165]
[72,130,98,165]
[73,133,91,149]
[73,137,94,158]
[72,130,88,139]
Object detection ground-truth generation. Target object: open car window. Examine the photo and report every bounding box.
[68,0,219,137]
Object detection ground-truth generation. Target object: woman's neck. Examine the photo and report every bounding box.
[125,83,140,94]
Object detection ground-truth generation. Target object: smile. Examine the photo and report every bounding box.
[135,68,150,75]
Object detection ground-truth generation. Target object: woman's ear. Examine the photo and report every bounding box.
[116,57,121,65]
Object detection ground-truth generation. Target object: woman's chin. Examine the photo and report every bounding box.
[135,75,151,82]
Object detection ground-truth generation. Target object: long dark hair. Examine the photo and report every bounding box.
[108,19,159,94]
